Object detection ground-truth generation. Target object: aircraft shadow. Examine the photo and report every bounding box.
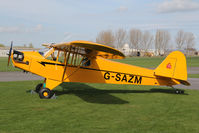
[57,82,129,104]
[54,82,188,104]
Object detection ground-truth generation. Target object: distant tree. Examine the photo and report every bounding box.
[29,43,34,48]
[23,44,27,48]
[129,29,142,51]
[96,30,115,47]
[184,32,195,55]
[0,44,5,47]
[176,30,186,50]
[142,31,153,52]
[185,32,195,50]
[114,28,127,49]
[155,30,170,55]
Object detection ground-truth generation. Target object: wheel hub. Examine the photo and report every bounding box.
[43,92,49,97]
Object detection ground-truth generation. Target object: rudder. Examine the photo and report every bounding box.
[154,51,188,83]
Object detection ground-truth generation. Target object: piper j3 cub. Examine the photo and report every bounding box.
[7,40,190,99]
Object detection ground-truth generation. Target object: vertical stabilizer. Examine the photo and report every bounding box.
[154,51,187,81]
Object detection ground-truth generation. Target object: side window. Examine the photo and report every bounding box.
[67,51,83,66]
[58,51,65,63]
[54,48,91,67]
[81,57,91,67]
[51,50,58,61]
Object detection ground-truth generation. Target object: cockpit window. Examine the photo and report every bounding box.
[38,46,91,67]
[38,48,51,57]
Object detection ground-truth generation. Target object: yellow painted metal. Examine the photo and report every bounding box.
[54,40,125,59]
[154,51,188,81]
[43,92,48,97]
[45,78,62,90]
[60,57,178,86]
[10,42,190,92]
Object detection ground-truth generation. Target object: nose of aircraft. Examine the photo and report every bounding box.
[12,50,25,62]
[7,41,32,71]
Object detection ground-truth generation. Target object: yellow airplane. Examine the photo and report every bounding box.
[7,41,190,99]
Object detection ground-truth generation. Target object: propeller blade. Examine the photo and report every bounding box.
[7,41,13,66]
[7,55,11,66]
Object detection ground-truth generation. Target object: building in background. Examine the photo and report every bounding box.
[118,43,155,57]
[0,47,40,57]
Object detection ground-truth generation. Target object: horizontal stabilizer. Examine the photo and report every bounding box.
[176,79,191,86]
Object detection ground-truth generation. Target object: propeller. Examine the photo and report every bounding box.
[7,41,13,66]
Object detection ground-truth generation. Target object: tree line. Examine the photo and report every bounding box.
[96,29,196,55]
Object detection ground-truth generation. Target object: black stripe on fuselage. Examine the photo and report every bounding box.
[38,61,65,66]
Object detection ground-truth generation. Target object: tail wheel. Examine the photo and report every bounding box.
[35,83,43,93]
[175,89,184,94]
[39,88,54,99]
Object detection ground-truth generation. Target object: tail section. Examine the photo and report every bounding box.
[154,51,190,86]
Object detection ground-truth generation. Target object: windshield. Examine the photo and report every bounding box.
[38,48,51,57]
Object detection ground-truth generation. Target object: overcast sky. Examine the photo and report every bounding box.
[0,0,199,49]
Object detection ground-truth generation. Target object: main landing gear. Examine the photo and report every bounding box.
[39,88,54,99]
[171,86,184,94]
[35,83,55,99]
[35,83,43,93]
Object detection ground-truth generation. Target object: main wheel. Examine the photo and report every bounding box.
[39,88,53,99]
[35,83,43,93]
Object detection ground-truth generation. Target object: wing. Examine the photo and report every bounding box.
[52,40,125,59]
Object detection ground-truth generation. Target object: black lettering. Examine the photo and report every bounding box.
[115,73,121,81]
[134,76,142,84]
[128,75,134,83]
[121,74,127,82]
[104,72,110,80]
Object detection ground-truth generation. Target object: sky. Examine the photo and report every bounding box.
[0,0,199,49]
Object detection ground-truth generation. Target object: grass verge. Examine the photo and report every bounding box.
[1,80,199,133]
[188,74,199,78]
[0,57,20,72]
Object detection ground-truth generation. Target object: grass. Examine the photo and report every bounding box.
[188,74,199,78]
[0,57,20,72]
[1,80,199,133]
[186,56,199,67]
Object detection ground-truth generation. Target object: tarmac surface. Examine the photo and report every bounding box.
[0,67,198,90]
[0,71,44,82]
[187,67,199,74]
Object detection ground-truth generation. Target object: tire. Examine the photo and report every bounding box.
[39,88,53,99]
[175,89,184,94]
[175,90,180,94]
[35,83,43,93]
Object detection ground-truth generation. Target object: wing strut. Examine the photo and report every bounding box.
[62,46,72,81]
[62,57,91,81]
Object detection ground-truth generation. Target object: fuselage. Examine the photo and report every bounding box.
[11,50,179,87]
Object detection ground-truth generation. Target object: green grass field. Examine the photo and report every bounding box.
[188,74,199,78]
[0,57,20,72]
[1,80,199,133]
